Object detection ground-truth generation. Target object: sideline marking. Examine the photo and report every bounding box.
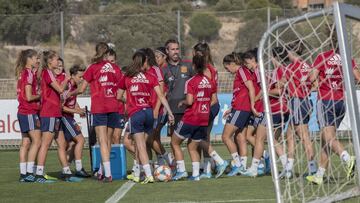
[105,181,135,203]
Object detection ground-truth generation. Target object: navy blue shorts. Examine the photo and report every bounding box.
[317,100,345,129]
[61,117,82,141]
[174,121,207,142]
[225,109,251,130]
[129,108,154,135]
[17,113,40,133]
[289,97,313,125]
[91,112,118,128]
[247,113,265,128]
[40,117,61,133]
[114,113,126,129]
[272,113,289,128]
[209,102,220,121]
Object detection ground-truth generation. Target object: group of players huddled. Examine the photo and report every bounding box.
[16,33,359,184]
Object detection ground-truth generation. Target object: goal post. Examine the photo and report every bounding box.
[258,2,360,203]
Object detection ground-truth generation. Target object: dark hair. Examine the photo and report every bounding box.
[91,42,110,63]
[165,39,179,50]
[15,49,37,78]
[193,42,214,65]
[192,53,206,74]
[285,40,305,56]
[125,51,147,77]
[42,50,58,69]
[142,48,157,67]
[108,49,116,60]
[58,57,64,64]
[242,49,257,62]
[70,64,85,76]
[272,46,289,63]
[155,47,167,56]
[223,52,243,65]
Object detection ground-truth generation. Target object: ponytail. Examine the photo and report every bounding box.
[15,49,37,78]
[124,51,147,77]
[91,42,110,63]
[192,53,206,74]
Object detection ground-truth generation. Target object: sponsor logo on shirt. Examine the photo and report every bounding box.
[198,77,211,88]
[130,85,139,92]
[327,54,342,66]
[197,91,204,97]
[100,63,116,73]
[99,75,108,82]
[131,73,149,83]
[300,63,310,73]
[325,68,335,75]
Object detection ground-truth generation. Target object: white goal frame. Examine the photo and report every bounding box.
[258,2,360,203]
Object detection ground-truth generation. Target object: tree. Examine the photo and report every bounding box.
[189,13,221,41]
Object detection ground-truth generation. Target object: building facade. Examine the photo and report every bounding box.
[293,0,342,10]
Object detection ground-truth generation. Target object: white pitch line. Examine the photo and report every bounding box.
[105,181,135,203]
[168,199,276,203]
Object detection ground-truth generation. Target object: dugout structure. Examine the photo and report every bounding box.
[258,2,360,203]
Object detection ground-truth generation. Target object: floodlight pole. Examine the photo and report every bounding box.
[334,2,360,184]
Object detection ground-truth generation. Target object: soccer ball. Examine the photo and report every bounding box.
[154,165,172,182]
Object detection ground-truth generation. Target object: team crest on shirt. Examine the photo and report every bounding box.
[100,63,116,73]
[198,77,211,88]
[181,66,188,73]
[131,73,149,83]
[300,63,310,73]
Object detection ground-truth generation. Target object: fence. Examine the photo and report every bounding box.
[0,7,307,79]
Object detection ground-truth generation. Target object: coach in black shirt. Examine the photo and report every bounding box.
[163,39,193,136]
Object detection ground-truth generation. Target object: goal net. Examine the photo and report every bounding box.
[258,3,360,203]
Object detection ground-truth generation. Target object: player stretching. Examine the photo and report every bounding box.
[117,50,174,184]
[222,53,257,176]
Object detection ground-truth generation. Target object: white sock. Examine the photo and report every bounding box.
[279,154,287,168]
[263,150,269,159]
[203,158,212,174]
[98,163,103,175]
[316,167,326,177]
[75,160,82,171]
[143,164,152,177]
[63,166,72,174]
[134,163,140,177]
[192,162,200,177]
[210,151,224,165]
[231,153,241,167]
[250,158,260,171]
[240,156,247,169]
[26,162,34,174]
[286,158,294,171]
[103,161,111,178]
[36,165,44,176]
[164,152,175,166]
[341,151,350,163]
[176,160,186,173]
[132,160,137,172]
[308,160,317,174]
[20,162,27,175]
